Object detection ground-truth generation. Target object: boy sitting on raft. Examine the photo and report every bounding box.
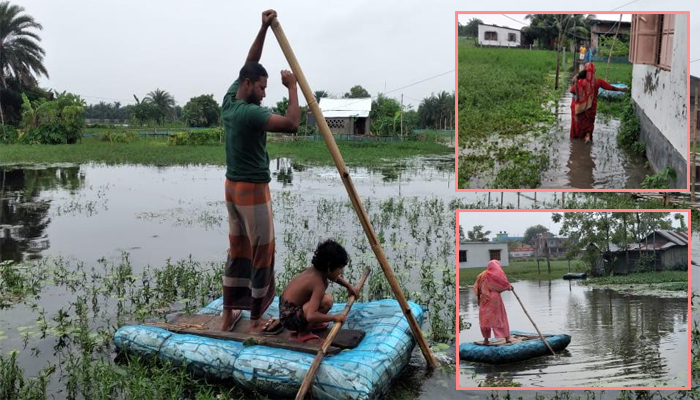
[279,239,359,343]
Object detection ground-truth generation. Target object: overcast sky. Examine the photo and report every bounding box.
[18,1,698,108]
[458,211,682,239]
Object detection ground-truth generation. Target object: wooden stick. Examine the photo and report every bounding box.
[295,269,371,400]
[511,289,556,355]
[692,87,698,201]
[269,18,438,370]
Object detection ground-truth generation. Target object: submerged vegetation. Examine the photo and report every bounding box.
[0,193,457,399]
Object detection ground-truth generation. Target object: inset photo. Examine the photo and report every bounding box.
[456,210,690,389]
[456,13,689,190]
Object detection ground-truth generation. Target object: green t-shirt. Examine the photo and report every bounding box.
[222,80,272,182]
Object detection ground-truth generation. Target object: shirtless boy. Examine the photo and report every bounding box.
[279,240,359,343]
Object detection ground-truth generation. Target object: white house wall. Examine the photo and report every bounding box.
[477,25,521,47]
[631,16,687,161]
[458,242,510,268]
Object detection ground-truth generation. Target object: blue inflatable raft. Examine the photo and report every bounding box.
[459,331,571,364]
[113,296,424,400]
[598,83,628,99]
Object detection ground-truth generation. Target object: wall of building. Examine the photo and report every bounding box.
[477,25,521,47]
[660,246,688,269]
[458,242,510,268]
[631,16,687,187]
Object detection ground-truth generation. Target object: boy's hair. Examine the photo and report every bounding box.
[238,62,268,84]
[312,239,349,272]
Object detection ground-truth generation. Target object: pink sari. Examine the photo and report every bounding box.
[473,260,512,339]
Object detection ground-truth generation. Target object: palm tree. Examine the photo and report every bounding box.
[313,90,329,103]
[0,1,47,131]
[144,88,175,124]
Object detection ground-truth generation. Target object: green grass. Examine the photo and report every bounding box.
[583,271,688,286]
[0,136,452,166]
[459,259,582,286]
[458,45,560,140]
[594,62,633,119]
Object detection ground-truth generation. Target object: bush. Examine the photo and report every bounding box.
[616,94,643,155]
[97,129,138,143]
[167,128,223,146]
[20,92,85,144]
[0,125,19,144]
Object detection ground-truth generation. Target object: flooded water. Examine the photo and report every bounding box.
[458,279,689,388]
[540,93,652,189]
[0,158,465,399]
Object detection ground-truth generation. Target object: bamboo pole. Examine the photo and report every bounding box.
[605,15,623,81]
[692,87,698,201]
[511,289,556,355]
[295,269,371,400]
[270,18,438,369]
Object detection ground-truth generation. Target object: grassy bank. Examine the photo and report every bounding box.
[594,62,633,119]
[0,136,452,166]
[458,45,560,139]
[582,271,688,286]
[459,260,583,286]
[457,44,562,188]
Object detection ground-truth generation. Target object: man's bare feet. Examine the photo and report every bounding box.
[220,309,242,331]
[483,339,489,345]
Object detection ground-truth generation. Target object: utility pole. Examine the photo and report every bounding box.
[400,93,404,138]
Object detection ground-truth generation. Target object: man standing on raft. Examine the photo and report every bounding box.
[220,9,300,333]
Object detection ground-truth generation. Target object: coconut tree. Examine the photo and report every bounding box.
[0,1,47,132]
[144,88,176,124]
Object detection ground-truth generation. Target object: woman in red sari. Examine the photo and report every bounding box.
[474,259,513,345]
[570,62,628,144]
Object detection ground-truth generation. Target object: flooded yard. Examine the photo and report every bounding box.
[540,92,652,189]
[460,92,651,190]
[458,279,688,388]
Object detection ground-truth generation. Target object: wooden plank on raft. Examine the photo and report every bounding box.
[145,314,365,355]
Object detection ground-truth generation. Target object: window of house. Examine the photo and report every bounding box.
[489,249,501,261]
[629,14,675,71]
[459,250,467,262]
[485,31,497,41]
[508,33,516,42]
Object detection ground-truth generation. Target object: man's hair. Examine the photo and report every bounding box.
[312,239,349,273]
[238,62,268,84]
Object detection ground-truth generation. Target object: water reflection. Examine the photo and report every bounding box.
[459,279,688,387]
[0,166,84,262]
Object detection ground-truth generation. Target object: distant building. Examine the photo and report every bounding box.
[589,19,631,51]
[628,14,687,188]
[532,232,569,258]
[598,230,688,274]
[459,241,510,268]
[307,98,371,135]
[510,246,534,258]
[494,231,525,242]
[477,24,521,47]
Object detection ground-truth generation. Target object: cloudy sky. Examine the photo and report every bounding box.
[18,0,697,108]
[458,211,682,240]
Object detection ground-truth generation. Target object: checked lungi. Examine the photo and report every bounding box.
[223,180,275,320]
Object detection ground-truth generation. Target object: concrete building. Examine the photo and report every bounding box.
[458,241,510,268]
[628,13,688,188]
[477,24,521,47]
[532,232,569,258]
[493,231,525,242]
[307,98,372,135]
[589,19,631,51]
